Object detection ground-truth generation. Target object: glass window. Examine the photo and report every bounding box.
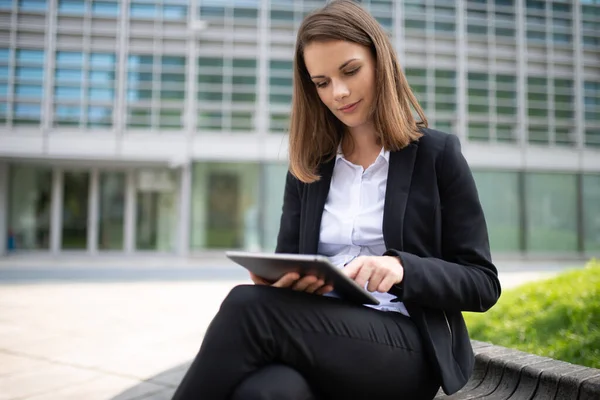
[199,5,225,18]
[15,84,43,97]
[128,55,154,69]
[127,89,153,102]
[87,106,112,127]
[197,110,222,130]
[233,7,258,19]
[16,67,44,81]
[54,104,81,126]
[18,0,47,11]
[525,173,578,252]
[127,108,152,128]
[55,86,82,100]
[554,127,574,146]
[158,108,182,128]
[526,0,545,10]
[472,171,521,252]
[0,0,13,10]
[0,85,8,97]
[92,1,119,16]
[89,70,115,85]
[496,27,515,37]
[88,88,114,101]
[135,169,177,252]
[161,72,185,84]
[232,58,257,69]
[159,89,184,100]
[163,5,186,19]
[90,53,116,68]
[583,174,600,252]
[55,69,83,83]
[270,112,289,132]
[8,165,52,250]
[552,3,571,13]
[191,162,261,250]
[14,102,41,124]
[162,56,185,69]
[128,71,154,84]
[99,171,125,250]
[586,129,600,147]
[130,3,157,18]
[58,0,85,14]
[0,48,9,62]
[56,52,84,67]
[16,49,44,63]
[262,163,289,251]
[496,124,516,143]
[271,9,294,22]
[528,126,549,144]
[62,171,89,250]
[468,122,490,141]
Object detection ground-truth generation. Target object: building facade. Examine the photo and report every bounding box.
[0,0,599,259]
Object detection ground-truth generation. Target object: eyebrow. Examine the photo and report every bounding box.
[310,58,359,79]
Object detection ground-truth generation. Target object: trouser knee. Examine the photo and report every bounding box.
[230,365,316,400]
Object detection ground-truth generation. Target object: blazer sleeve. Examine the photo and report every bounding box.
[275,170,302,254]
[385,134,501,312]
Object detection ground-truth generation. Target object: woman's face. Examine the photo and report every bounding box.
[303,40,376,130]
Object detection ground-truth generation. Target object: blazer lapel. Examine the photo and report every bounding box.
[383,142,419,251]
[303,158,335,254]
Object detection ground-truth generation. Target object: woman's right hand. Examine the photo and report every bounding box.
[249,272,333,295]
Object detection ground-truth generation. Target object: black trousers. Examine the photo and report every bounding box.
[172,285,440,400]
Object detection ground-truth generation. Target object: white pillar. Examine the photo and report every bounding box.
[177,163,192,256]
[0,163,8,256]
[124,169,136,253]
[50,168,63,254]
[88,169,99,254]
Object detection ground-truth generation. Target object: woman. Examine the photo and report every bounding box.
[172,1,501,399]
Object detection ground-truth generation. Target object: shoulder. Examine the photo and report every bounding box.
[413,127,458,157]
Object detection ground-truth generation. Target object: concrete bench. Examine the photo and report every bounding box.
[435,340,600,399]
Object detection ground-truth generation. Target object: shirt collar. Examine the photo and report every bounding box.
[336,144,390,164]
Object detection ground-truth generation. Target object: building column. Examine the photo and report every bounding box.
[50,168,63,254]
[177,163,192,256]
[124,169,136,253]
[0,163,8,256]
[456,0,467,142]
[88,168,99,254]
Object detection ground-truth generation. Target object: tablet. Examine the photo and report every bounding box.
[225,251,380,306]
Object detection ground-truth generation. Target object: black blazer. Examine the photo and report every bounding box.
[275,128,502,395]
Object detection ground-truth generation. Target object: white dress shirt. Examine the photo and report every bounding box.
[318,146,409,316]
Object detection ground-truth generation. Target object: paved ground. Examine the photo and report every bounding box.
[0,255,586,400]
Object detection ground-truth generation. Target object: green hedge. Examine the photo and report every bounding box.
[464,259,600,368]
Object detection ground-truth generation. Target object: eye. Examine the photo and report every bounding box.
[345,67,361,76]
[315,81,328,89]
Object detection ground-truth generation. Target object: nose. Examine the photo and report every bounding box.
[332,79,350,102]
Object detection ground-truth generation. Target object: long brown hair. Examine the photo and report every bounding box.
[289,0,428,183]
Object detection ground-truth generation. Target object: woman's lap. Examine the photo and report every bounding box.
[172,285,439,400]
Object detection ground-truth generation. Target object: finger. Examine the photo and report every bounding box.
[304,278,326,294]
[272,272,300,288]
[377,274,398,293]
[342,258,364,279]
[249,272,271,286]
[367,267,386,292]
[354,264,373,288]
[292,275,318,291]
[316,284,334,295]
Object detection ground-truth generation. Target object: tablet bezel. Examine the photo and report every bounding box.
[225,251,380,305]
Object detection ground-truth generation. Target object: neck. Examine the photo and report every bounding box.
[343,122,380,158]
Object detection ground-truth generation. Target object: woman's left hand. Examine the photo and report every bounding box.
[342,256,404,293]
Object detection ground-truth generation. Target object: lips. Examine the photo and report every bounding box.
[338,100,361,112]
